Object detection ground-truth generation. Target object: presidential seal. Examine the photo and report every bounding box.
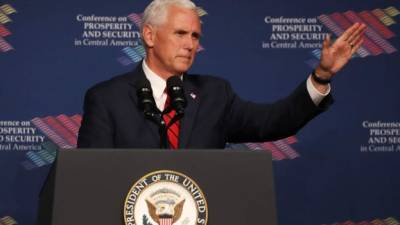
[124,170,208,225]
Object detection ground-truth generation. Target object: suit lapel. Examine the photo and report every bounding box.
[127,64,160,144]
[179,75,200,149]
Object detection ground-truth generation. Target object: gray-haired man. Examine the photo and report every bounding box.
[78,0,366,148]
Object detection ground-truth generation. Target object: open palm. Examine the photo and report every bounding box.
[318,23,367,77]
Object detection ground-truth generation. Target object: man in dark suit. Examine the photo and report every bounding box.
[77,0,366,149]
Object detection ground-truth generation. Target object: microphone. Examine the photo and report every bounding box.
[166,76,187,115]
[136,78,168,149]
[136,79,160,121]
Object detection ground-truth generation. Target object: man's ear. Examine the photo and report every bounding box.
[142,24,156,48]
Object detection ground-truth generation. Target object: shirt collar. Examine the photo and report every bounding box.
[142,59,166,100]
[142,59,184,98]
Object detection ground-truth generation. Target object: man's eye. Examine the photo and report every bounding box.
[176,31,186,36]
[192,34,200,40]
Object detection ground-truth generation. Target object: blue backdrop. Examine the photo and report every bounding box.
[1,0,399,224]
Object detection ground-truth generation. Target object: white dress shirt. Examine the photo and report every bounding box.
[142,60,169,111]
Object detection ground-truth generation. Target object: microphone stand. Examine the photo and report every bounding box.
[143,110,169,149]
[142,106,183,149]
[159,118,169,149]
[140,75,186,149]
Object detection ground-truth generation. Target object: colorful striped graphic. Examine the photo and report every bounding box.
[318,14,370,58]
[384,217,400,225]
[307,6,399,66]
[228,136,300,161]
[373,9,396,26]
[22,114,81,170]
[325,217,399,225]
[0,13,11,24]
[0,4,16,15]
[128,13,142,28]
[385,6,400,17]
[0,3,16,53]
[31,117,72,149]
[122,45,146,63]
[31,114,82,149]
[21,141,57,170]
[257,142,288,160]
[119,12,145,65]
[371,219,386,225]
[26,151,47,167]
[0,36,13,52]
[56,114,80,136]
[117,56,134,66]
[71,114,82,125]
[43,116,77,146]
[285,135,297,144]
[359,11,395,39]
[344,10,396,54]
[0,24,11,37]
[329,12,377,56]
[311,49,322,59]
[274,139,300,159]
[0,216,17,225]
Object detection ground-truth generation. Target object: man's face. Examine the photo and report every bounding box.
[143,6,201,78]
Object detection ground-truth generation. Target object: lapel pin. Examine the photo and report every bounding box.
[190,92,197,99]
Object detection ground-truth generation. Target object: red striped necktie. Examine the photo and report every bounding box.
[163,95,180,149]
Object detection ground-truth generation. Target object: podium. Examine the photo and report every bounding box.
[38,149,277,225]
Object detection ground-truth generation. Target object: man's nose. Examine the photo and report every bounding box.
[183,36,196,51]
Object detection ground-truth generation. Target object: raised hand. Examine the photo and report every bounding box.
[315,22,367,80]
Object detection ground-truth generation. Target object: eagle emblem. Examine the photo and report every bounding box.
[123,170,208,225]
[145,188,185,225]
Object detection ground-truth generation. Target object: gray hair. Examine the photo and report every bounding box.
[142,0,198,30]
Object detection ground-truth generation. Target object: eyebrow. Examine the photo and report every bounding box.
[174,29,202,38]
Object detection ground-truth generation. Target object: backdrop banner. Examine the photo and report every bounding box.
[0,0,399,224]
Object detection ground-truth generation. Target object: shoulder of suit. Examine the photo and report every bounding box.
[86,71,136,95]
[185,73,230,87]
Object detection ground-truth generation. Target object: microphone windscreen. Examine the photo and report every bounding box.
[166,75,186,113]
[136,78,155,110]
[136,78,151,91]
[166,75,183,89]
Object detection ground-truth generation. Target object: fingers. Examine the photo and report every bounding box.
[351,37,364,54]
[337,23,361,42]
[347,23,367,45]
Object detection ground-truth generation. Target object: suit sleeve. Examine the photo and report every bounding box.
[224,80,333,143]
[77,88,114,148]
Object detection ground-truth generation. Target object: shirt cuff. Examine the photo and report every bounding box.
[306,75,331,106]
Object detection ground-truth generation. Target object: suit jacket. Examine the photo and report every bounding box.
[77,64,333,149]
